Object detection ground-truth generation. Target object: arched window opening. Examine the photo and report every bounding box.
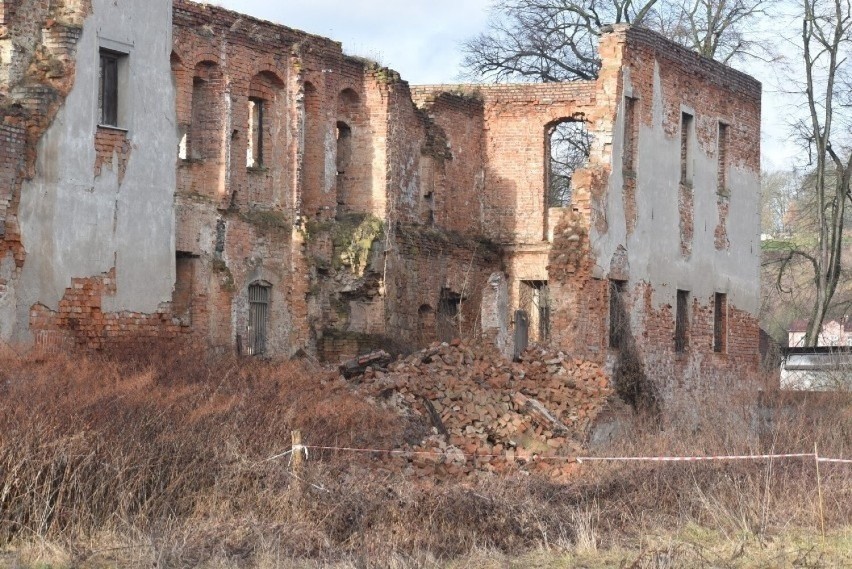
[302,81,325,216]
[336,121,352,206]
[247,71,284,169]
[335,88,370,215]
[189,61,222,161]
[247,283,271,356]
[171,52,188,159]
[546,119,591,208]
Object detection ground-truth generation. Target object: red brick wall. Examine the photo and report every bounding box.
[413,83,598,245]
[407,91,486,236]
[93,127,131,183]
[29,269,191,351]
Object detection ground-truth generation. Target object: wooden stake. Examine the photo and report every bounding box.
[815,443,825,546]
[292,430,303,475]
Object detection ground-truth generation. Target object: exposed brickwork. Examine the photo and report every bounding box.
[29,269,191,351]
[7,2,764,407]
[93,126,131,183]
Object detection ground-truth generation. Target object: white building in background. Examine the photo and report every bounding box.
[787,318,852,348]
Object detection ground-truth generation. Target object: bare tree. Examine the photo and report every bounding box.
[647,0,776,63]
[548,120,593,206]
[462,0,773,84]
[777,0,852,346]
[760,169,799,238]
[462,0,660,82]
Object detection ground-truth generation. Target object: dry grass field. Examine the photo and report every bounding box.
[0,345,849,568]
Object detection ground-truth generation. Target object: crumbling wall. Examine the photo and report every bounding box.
[408,90,486,235]
[1,0,89,346]
[171,0,396,356]
[544,26,761,403]
[8,0,180,351]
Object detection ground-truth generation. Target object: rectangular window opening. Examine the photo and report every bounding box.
[248,284,270,356]
[623,96,638,175]
[520,280,551,343]
[248,97,265,168]
[174,252,196,324]
[675,289,689,353]
[714,292,727,353]
[438,288,462,343]
[680,112,693,186]
[717,122,728,194]
[609,279,628,349]
[99,50,123,127]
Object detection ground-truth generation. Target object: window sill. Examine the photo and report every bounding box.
[97,124,129,133]
[247,166,269,174]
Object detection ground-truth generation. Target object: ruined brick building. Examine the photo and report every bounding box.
[0,0,762,399]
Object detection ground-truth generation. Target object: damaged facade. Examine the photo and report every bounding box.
[0,0,762,399]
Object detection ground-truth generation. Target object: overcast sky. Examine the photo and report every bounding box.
[208,0,492,84]
[208,0,797,172]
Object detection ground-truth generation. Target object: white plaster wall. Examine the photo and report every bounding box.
[10,0,177,343]
[592,63,761,315]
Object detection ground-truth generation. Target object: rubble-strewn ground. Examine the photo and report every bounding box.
[344,341,612,482]
[0,344,849,568]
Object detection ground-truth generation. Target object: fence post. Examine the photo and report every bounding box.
[292,430,303,474]
[290,430,305,497]
[814,443,825,545]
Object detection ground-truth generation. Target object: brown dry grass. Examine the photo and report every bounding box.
[0,346,850,568]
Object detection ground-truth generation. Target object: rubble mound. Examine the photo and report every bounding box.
[344,340,614,482]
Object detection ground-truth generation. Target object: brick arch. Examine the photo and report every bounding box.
[249,58,286,86]
[249,70,285,102]
[189,49,223,67]
[337,87,362,121]
[186,60,226,168]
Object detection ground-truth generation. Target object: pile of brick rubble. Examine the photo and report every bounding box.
[341,340,614,482]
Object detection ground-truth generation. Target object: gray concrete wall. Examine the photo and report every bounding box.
[4,0,177,344]
[592,63,761,315]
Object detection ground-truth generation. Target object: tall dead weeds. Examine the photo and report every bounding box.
[0,348,849,567]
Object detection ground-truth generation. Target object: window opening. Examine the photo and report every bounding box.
[546,119,591,208]
[609,279,628,349]
[680,112,693,185]
[520,280,551,343]
[623,97,638,175]
[247,97,265,168]
[714,292,727,353]
[174,253,196,323]
[675,289,689,353]
[99,50,122,127]
[717,122,728,194]
[437,288,461,343]
[248,284,270,356]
